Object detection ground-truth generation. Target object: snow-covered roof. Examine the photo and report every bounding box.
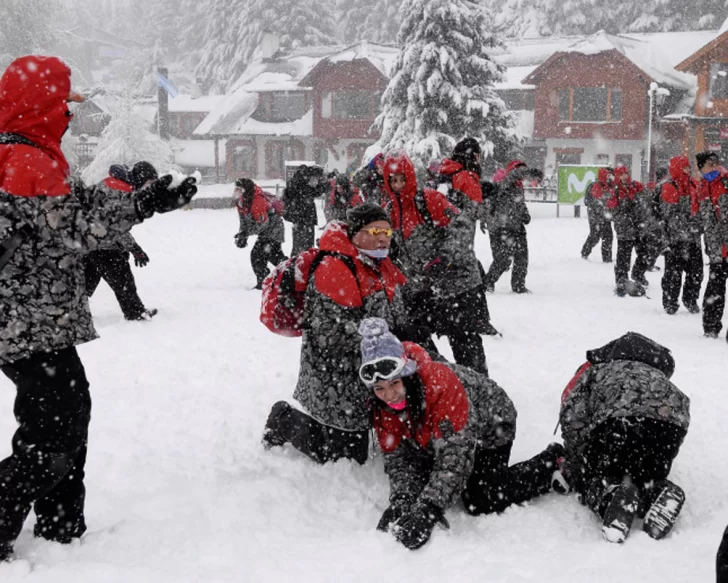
[323,42,400,78]
[227,108,312,137]
[173,139,226,168]
[495,66,537,90]
[168,95,225,113]
[231,45,343,93]
[194,90,259,136]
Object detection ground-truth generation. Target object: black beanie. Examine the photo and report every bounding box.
[453,137,481,158]
[346,203,390,238]
[108,164,131,183]
[696,151,719,171]
[131,161,158,190]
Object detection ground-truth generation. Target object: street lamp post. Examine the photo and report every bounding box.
[646,82,670,182]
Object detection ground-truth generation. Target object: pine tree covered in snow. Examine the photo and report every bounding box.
[374,0,516,169]
[81,91,177,185]
[196,0,338,94]
[490,0,554,38]
[338,0,400,44]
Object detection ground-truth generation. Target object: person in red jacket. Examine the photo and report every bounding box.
[695,151,728,340]
[581,166,615,262]
[323,170,364,223]
[263,204,408,464]
[0,55,196,562]
[359,317,564,550]
[234,178,287,289]
[659,155,703,315]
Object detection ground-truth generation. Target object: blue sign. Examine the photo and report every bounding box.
[156,71,179,98]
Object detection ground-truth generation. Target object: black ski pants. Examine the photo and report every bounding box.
[703,259,728,336]
[662,240,703,311]
[291,223,315,256]
[462,439,555,516]
[485,228,528,291]
[0,347,91,553]
[84,249,146,320]
[576,417,685,517]
[718,525,728,583]
[581,212,613,261]
[269,405,369,465]
[614,238,651,284]
[250,238,287,286]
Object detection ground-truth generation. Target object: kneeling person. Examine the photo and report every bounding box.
[360,318,563,550]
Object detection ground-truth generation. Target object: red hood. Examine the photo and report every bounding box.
[382,150,418,204]
[614,165,630,184]
[439,158,463,177]
[506,159,527,174]
[318,221,359,257]
[0,56,73,177]
[596,167,611,184]
[669,155,692,192]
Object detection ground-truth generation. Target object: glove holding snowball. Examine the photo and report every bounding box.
[134,175,198,219]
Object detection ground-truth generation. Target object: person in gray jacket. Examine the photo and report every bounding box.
[0,55,197,562]
[559,332,690,544]
[361,318,564,550]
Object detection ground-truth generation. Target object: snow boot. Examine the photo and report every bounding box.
[643,481,685,540]
[262,401,293,448]
[632,274,649,288]
[664,304,679,315]
[601,483,640,543]
[683,301,700,314]
[512,285,531,294]
[483,321,501,336]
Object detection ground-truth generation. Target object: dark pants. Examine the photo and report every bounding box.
[250,238,287,286]
[291,224,315,256]
[662,241,703,311]
[0,347,91,555]
[268,404,369,465]
[485,229,528,291]
[614,238,651,284]
[462,440,555,515]
[581,212,613,261]
[576,417,685,518]
[718,525,728,583]
[703,260,728,336]
[84,249,146,320]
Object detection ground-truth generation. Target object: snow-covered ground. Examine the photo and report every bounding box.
[0,196,725,582]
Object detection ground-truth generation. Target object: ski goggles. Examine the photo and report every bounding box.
[359,356,407,385]
[363,227,393,237]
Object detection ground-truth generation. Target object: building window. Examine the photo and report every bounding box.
[615,154,632,173]
[710,63,728,100]
[558,88,622,122]
[271,92,307,122]
[498,89,535,111]
[231,141,256,174]
[332,91,377,120]
[556,152,581,166]
[595,154,610,165]
[313,142,328,167]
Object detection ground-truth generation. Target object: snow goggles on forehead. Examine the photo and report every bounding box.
[359,357,407,385]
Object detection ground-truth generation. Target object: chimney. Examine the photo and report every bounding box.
[261,32,280,61]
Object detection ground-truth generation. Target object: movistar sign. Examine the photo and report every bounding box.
[557,165,604,205]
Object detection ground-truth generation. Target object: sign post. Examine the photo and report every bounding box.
[557,164,604,218]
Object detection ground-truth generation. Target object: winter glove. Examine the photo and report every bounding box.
[234,233,248,248]
[134,175,198,220]
[131,244,149,267]
[377,496,413,532]
[392,501,442,551]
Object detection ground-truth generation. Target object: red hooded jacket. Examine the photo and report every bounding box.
[661,156,699,215]
[439,158,482,203]
[0,56,74,197]
[373,342,470,454]
[607,165,643,209]
[381,151,457,240]
[313,222,407,308]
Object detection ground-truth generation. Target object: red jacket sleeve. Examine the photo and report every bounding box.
[424,364,469,438]
[313,257,363,308]
[423,188,458,227]
[661,182,679,205]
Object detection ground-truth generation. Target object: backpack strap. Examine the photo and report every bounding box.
[0,133,40,149]
[310,250,359,290]
[414,190,435,228]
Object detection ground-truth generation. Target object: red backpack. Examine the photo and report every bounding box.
[260,249,357,337]
[261,190,285,216]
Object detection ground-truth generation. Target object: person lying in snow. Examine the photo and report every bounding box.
[558,332,690,543]
[358,317,564,550]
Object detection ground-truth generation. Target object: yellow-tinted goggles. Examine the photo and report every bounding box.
[364,227,393,237]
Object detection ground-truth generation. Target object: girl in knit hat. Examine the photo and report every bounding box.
[359,317,565,550]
